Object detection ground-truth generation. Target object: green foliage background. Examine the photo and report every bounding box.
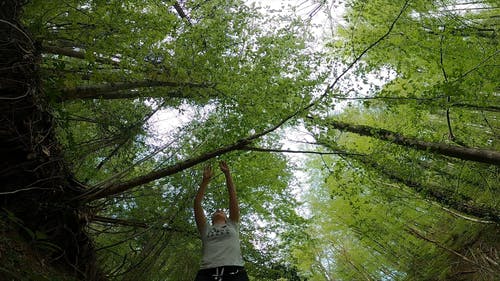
[19,0,499,280]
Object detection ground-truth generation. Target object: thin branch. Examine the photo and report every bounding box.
[452,103,500,113]
[331,94,500,113]
[173,1,192,25]
[61,80,211,101]
[0,19,33,45]
[92,215,148,228]
[332,93,448,101]
[439,23,449,83]
[298,0,411,116]
[325,0,410,93]
[96,101,167,170]
[458,49,500,80]
[239,145,365,156]
[438,23,460,144]
[0,187,49,195]
[438,205,495,224]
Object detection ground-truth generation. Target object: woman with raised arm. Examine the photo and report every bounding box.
[193,161,249,281]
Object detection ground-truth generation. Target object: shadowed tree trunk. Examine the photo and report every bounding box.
[1,2,104,279]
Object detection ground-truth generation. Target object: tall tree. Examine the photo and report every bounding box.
[19,0,322,279]
[293,0,499,279]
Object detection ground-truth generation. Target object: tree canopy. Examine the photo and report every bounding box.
[3,0,499,280]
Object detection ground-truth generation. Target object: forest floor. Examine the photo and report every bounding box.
[0,218,79,281]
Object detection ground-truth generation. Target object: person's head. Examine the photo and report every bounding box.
[211,209,227,225]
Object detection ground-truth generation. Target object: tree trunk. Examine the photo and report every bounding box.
[61,80,211,101]
[42,44,121,66]
[356,155,500,223]
[316,118,500,165]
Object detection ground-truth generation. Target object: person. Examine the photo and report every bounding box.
[193,161,249,281]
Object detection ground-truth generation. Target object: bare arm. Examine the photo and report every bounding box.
[194,166,213,235]
[219,161,240,223]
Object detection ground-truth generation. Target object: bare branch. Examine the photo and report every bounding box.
[239,145,365,156]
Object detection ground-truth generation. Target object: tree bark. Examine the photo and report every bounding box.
[61,80,211,101]
[315,117,500,165]
[41,44,121,66]
[355,155,500,223]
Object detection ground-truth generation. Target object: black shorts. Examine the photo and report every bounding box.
[194,266,249,281]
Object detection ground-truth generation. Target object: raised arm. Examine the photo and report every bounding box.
[219,161,240,223]
[194,165,213,235]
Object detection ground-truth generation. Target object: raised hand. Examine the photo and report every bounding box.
[202,165,214,182]
[219,161,230,175]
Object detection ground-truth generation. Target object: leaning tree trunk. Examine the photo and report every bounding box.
[359,156,500,223]
[312,117,500,165]
[60,79,211,100]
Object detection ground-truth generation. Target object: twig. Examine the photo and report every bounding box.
[0,88,32,100]
[0,19,33,45]
[304,0,411,113]
[0,187,48,195]
[438,205,495,224]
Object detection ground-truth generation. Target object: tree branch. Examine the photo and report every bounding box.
[239,145,364,156]
[81,115,293,202]
[173,1,192,25]
[298,0,411,115]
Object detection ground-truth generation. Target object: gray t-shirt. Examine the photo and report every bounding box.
[200,220,244,269]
